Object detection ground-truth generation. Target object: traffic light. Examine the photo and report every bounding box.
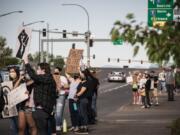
[141,60,143,64]
[108,58,110,62]
[63,30,66,38]
[128,59,131,63]
[117,58,120,62]
[42,28,46,37]
[72,43,75,49]
[93,54,95,59]
[89,39,93,47]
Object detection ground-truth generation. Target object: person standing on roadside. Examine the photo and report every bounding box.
[132,74,138,105]
[91,70,100,122]
[65,73,81,132]
[145,74,151,107]
[54,67,69,131]
[24,56,57,135]
[158,68,166,93]
[165,66,175,101]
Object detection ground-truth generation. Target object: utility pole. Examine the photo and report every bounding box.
[46,23,49,63]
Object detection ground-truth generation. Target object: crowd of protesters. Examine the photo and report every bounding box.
[0,55,100,135]
[130,66,179,109]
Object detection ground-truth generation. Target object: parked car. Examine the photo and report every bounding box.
[108,71,126,82]
[0,70,9,82]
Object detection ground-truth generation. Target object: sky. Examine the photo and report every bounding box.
[0,0,154,68]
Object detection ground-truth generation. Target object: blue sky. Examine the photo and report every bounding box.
[0,0,152,67]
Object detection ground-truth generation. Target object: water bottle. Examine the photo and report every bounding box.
[63,119,67,133]
[73,102,77,111]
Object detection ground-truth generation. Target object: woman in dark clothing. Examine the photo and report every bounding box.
[145,74,151,107]
[74,71,89,134]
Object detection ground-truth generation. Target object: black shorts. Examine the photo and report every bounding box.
[132,88,138,92]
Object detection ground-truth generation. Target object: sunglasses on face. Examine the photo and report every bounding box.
[54,72,60,75]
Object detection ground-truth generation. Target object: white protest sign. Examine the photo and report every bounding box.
[1,81,18,118]
[8,83,29,108]
[15,26,32,59]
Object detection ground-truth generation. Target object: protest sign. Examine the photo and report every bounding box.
[15,26,32,59]
[8,83,29,108]
[1,81,18,118]
[66,49,83,74]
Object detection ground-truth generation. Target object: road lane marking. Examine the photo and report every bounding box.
[99,84,129,94]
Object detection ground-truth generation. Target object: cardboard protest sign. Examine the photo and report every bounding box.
[1,81,18,118]
[8,83,29,108]
[66,49,83,74]
[15,26,32,59]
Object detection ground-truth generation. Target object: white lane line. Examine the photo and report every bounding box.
[99,84,129,94]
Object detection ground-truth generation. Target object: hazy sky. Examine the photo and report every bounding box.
[0,0,152,67]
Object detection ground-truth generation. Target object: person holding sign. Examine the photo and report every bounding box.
[8,66,37,135]
[23,56,57,135]
[53,67,69,131]
[7,66,19,135]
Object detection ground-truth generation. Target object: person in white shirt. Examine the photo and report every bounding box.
[53,67,69,131]
[158,68,166,93]
[66,73,81,132]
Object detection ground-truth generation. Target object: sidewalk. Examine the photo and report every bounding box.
[92,93,180,135]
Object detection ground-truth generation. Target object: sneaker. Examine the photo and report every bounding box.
[73,127,79,132]
[75,128,88,134]
[141,106,145,109]
[68,127,74,131]
[56,126,61,131]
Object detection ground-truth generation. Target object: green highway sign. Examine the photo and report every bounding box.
[148,8,173,26]
[113,38,123,45]
[148,0,174,9]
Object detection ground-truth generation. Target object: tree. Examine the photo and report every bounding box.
[110,3,180,67]
[28,52,65,69]
[0,36,19,69]
[52,55,65,69]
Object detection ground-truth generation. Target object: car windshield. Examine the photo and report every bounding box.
[110,72,124,76]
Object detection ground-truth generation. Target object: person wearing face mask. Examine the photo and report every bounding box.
[8,66,37,135]
[23,56,57,135]
[74,69,89,134]
[8,66,20,135]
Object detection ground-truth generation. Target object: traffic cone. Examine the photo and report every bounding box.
[63,119,67,133]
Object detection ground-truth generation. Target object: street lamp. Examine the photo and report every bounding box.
[0,10,23,17]
[22,20,45,27]
[50,28,59,63]
[62,3,91,67]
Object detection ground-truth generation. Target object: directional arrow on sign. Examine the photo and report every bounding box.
[167,12,171,17]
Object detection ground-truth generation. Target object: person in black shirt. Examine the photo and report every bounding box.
[145,74,151,107]
[91,70,100,122]
[24,56,56,135]
[75,71,89,134]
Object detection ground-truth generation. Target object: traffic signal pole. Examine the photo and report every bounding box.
[40,38,112,63]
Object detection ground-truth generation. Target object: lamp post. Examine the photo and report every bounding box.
[62,3,91,67]
[50,29,59,63]
[22,20,45,63]
[0,10,23,17]
[22,20,45,27]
